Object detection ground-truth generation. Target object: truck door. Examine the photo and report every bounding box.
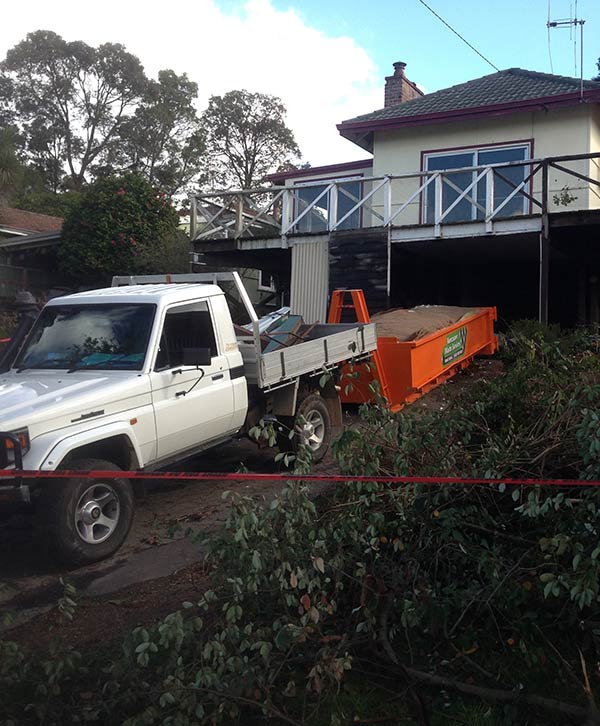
[150,299,236,460]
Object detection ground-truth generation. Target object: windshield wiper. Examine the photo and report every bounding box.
[15,359,71,373]
[66,355,133,373]
[15,364,34,373]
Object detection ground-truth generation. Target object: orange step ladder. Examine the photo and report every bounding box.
[327,289,392,406]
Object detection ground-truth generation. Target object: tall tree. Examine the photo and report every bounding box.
[201,90,300,189]
[111,70,206,196]
[0,30,147,191]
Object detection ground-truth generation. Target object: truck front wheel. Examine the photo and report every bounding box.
[39,458,134,567]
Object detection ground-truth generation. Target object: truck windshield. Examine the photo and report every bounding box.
[14,303,156,371]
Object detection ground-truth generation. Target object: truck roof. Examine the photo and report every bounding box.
[48,283,224,306]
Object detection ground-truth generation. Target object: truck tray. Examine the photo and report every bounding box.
[238,322,377,389]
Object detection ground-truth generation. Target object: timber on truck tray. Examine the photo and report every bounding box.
[328,290,498,412]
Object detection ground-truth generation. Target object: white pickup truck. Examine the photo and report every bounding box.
[0,273,376,566]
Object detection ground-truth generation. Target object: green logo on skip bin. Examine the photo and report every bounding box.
[442,326,467,366]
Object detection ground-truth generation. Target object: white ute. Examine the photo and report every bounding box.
[0,273,376,565]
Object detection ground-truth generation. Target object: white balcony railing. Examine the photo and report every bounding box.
[190,152,600,242]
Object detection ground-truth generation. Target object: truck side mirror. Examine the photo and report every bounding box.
[182,347,212,367]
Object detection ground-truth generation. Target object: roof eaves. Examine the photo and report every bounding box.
[338,90,600,135]
[0,227,29,237]
[0,230,62,251]
[266,158,374,183]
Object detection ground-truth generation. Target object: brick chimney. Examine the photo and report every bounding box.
[384,61,423,108]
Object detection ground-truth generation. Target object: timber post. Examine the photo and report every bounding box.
[190,195,197,240]
[539,160,550,324]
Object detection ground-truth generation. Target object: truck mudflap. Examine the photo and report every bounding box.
[0,432,30,505]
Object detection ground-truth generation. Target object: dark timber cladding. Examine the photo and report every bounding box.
[329,228,388,315]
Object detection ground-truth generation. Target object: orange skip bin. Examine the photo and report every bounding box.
[328,290,498,412]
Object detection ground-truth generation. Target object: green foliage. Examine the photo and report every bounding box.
[202,90,300,189]
[15,189,80,218]
[5,323,600,724]
[58,173,186,286]
[552,186,578,207]
[0,127,80,214]
[0,32,207,197]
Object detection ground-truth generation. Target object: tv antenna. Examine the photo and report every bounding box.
[547,0,586,98]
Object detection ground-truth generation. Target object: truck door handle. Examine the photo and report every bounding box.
[212,373,224,381]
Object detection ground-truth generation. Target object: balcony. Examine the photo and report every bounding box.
[190,152,600,247]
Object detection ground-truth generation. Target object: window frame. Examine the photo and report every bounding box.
[291,174,364,232]
[152,298,219,372]
[257,270,276,293]
[421,139,533,224]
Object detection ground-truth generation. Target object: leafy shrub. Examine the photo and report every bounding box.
[4,323,600,724]
[58,173,188,286]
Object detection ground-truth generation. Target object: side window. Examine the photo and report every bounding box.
[154,301,218,371]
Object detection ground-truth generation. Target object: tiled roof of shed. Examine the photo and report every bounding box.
[341,68,600,125]
[0,207,63,235]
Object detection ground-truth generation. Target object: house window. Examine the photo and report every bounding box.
[293,178,362,233]
[258,270,276,292]
[423,144,530,224]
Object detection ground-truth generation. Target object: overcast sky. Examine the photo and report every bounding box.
[2,0,599,168]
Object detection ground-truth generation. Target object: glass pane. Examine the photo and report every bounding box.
[336,180,362,230]
[294,185,328,233]
[477,147,528,218]
[425,153,474,223]
[156,302,217,370]
[16,304,155,371]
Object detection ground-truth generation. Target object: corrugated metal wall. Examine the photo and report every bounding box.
[290,239,329,323]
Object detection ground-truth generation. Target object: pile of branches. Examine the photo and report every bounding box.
[4,323,600,725]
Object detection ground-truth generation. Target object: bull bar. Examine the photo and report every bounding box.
[0,431,29,505]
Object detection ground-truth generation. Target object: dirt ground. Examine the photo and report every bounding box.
[0,358,504,648]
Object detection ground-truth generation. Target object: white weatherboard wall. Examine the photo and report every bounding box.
[590,105,600,210]
[290,239,329,324]
[370,104,599,225]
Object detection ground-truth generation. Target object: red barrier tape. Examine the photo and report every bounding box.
[1,468,600,488]
[0,338,10,344]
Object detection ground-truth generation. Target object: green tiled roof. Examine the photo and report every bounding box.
[342,68,600,125]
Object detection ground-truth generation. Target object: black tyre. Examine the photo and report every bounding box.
[291,393,332,463]
[38,458,134,567]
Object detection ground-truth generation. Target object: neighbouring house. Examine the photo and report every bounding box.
[190,63,600,325]
[0,207,64,301]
